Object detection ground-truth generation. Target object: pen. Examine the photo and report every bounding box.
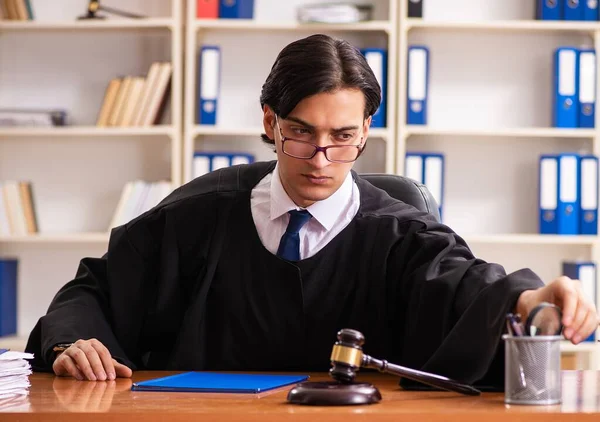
[507,313,524,337]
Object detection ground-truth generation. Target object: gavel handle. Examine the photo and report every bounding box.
[362,355,481,396]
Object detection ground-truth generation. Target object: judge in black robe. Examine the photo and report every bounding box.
[25,33,598,389]
[25,160,545,389]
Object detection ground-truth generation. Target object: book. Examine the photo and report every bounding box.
[96,78,123,127]
[119,77,145,127]
[108,180,172,230]
[131,372,309,394]
[132,62,162,126]
[141,62,172,126]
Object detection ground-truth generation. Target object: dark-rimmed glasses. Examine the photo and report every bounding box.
[275,115,364,163]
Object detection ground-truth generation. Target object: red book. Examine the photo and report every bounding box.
[197,0,218,18]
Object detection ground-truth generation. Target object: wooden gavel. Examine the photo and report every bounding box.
[328,328,481,396]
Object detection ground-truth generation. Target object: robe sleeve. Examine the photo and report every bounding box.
[392,217,544,390]
[25,213,167,372]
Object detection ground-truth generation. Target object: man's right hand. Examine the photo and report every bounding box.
[52,339,133,381]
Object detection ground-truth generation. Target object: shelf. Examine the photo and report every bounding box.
[0,233,110,244]
[192,125,390,139]
[0,18,175,31]
[0,126,175,138]
[405,18,600,34]
[0,336,28,352]
[561,341,599,353]
[405,126,597,139]
[462,234,598,245]
[194,19,391,32]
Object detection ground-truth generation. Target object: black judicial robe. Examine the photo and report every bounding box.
[25,160,544,389]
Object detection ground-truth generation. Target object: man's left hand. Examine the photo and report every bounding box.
[516,276,599,344]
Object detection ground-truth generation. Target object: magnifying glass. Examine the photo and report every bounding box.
[524,302,563,336]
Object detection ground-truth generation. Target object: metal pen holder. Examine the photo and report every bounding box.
[503,335,562,405]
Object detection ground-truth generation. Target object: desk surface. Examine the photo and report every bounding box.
[0,370,598,421]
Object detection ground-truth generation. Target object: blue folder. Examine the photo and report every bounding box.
[537,0,562,20]
[131,372,309,393]
[0,259,17,337]
[361,48,387,128]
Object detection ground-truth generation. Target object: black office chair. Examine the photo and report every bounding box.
[360,174,441,223]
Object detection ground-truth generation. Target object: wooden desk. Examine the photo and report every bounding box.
[0,370,598,421]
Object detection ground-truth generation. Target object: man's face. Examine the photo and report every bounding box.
[263,89,371,208]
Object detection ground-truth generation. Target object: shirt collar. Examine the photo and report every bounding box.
[270,163,354,231]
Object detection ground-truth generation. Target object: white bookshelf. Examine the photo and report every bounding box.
[406,126,597,139]
[0,126,175,137]
[397,0,600,367]
[0,335,28,352]
[183,0,399,183]
[405,18,600,34]
[0,17,175,31]
[0,0,183,338]
[193,19,393,32]
[463,234,599,246]
[191,125,391,140]
[0,232,109,244]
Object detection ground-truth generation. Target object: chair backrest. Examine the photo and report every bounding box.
[360,173,441,222]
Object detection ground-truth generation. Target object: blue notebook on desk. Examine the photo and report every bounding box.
[131,372,309,394]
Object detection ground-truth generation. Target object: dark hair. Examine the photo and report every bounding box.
[259,34,382,145]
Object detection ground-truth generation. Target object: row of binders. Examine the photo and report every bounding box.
[404,153,445,219]
[537,0,599,20]
[197,46,388,128]
[197,0,426,20]
[554,47,596,128]
[407,0,600,21]
[0,0,33,20]
[109,181,172,231]
[196,0,254,19]
[539,153,598,235]
[96,62,172,127]
[0,182,37,237]
[193,152,255,179]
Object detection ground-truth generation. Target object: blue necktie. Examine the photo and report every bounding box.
[277,210,312,261]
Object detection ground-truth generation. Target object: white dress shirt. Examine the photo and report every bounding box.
[250,163,360,260]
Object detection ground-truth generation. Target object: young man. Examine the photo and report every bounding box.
[26,34,598,386]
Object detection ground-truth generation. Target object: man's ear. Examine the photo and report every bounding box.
[263,105,276,140]
[362,116,372,143]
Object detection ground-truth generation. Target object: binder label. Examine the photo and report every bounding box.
[559,49,577,97]
[541,158,558,210]
[405,155,423,183]
[201,49,220,100]
[560,155,578,203]
[580,51,596,105]
[425,156,443,207]
[409,48,427,101]
[581,158,598,210]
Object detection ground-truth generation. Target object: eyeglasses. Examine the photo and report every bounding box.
[275,115,365,163]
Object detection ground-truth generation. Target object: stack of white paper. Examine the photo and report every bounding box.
[0,350,33,400]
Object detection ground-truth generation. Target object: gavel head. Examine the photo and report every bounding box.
[329,328,365,384]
